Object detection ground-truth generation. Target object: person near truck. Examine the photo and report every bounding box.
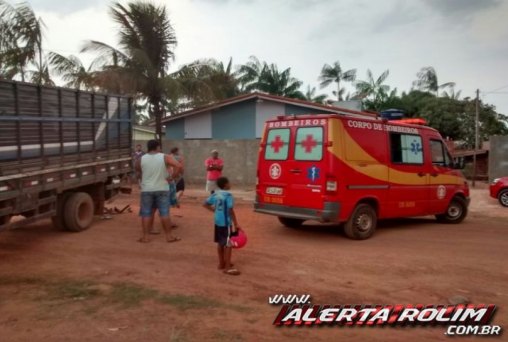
[170,147,185,206]
[131,144,145,183]
[135,140,182,243]
[205,150,223,194]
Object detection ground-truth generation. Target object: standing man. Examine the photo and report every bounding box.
[205,150,223,194]
[135,140,182,243]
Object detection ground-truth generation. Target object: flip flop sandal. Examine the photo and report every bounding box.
[218,263,234,270]
[167,237,181,243]
[138,238,150,243]
[149,230,161,235]
[224,268,241,276]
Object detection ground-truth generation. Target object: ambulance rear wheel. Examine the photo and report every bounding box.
[436,197,468,224]
[278,217,304,228]
[344,203,377,240]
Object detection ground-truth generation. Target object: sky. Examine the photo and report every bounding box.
[27,0,508,114]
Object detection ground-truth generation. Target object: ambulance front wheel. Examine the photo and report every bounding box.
[278,217,304,228]
[436,197,468,224]
[344,203,377,240]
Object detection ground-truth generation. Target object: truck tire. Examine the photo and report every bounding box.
[436,197,468,224]
[344,203,377,240]
[51,192,72,230]
[498,189,508,207]
[278,217,304,228]
[63,192,94,232]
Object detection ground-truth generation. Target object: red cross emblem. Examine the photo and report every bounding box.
[270,135,285,153]
[301,134,317,153]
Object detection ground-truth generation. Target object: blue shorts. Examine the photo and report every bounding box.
[139,191,170,217]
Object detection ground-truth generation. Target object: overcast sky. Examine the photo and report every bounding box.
[29,0,508,114]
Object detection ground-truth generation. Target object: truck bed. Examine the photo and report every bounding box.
[0,80,133,230]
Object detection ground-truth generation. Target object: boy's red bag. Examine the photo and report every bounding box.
[229,229,247,249]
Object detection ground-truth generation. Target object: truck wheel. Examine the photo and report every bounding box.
[344,203,377,240]
[51,192,72,230]
[278,217,304,228]
[436,197,468,224]
[63,192,94,232]
[498,189,508,207]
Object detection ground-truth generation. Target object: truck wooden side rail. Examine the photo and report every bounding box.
[0,79,133,232]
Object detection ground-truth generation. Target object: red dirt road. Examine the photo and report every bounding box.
[0,188,507,341]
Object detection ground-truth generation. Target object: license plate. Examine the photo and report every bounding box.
[266,187,283,195]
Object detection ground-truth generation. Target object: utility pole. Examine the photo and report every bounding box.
[472,89,480,187]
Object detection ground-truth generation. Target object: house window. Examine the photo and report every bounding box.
[390,133,423,164]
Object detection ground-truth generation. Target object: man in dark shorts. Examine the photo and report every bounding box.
[135,140,182,243]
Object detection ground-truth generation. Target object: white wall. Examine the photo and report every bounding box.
[184,111,212,139]
[255,100,285,138]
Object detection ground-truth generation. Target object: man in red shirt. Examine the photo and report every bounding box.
[205,150,224,194]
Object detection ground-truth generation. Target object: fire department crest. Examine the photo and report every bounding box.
[269,163,282,180]
[437,185,446,199]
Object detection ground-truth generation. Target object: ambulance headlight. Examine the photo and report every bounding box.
[492,178,500,185]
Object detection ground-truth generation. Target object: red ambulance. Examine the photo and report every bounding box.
[254,113,470,239]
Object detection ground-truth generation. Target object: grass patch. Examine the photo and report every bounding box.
[45,280,101,301]
[109,282,159,308]
[0,277,251,314]
[213,330,244,342]
[158,294,222,310]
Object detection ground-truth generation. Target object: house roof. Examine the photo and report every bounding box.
[133,125,156,134]
[452,150,489,158]
[160,92,377,123]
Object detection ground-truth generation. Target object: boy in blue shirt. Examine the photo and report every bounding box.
[203,177,241,276]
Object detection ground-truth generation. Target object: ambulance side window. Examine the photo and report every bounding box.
[265,128,290,160]
[390,133,423,164]
[430,139,450,167]
[295,127,323,161]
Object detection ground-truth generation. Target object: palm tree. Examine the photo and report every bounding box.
[318,61,356,101]
[441,86,462,100]
[237,55,265,92]
[0,1,45,83]
[304,85,327,104]
[180,57,239,103]
[47,52,94,90]
[413,66,455,96]
[257,63,305,99]
[81,1,177,143]
[355,69,391,111]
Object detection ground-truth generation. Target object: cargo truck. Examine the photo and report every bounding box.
[0,79,133,232]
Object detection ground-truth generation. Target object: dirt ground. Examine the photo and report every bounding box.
[0,185,507,341]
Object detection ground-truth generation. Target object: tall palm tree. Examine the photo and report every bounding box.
[318,61,356,101]
[413,66,455,96]
[47,52,94,90]
[304,85,328,104]
[82,1,177,143]
[181,57,239,102]
[0,0,45,83]
[257,63,305,99]
[237,55,265,92]
[442,86,462,100]
[355,69,391,111]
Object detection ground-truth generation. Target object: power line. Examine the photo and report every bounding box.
[482,84,508,95]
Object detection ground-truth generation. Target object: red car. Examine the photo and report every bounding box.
[490,177,508,207]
